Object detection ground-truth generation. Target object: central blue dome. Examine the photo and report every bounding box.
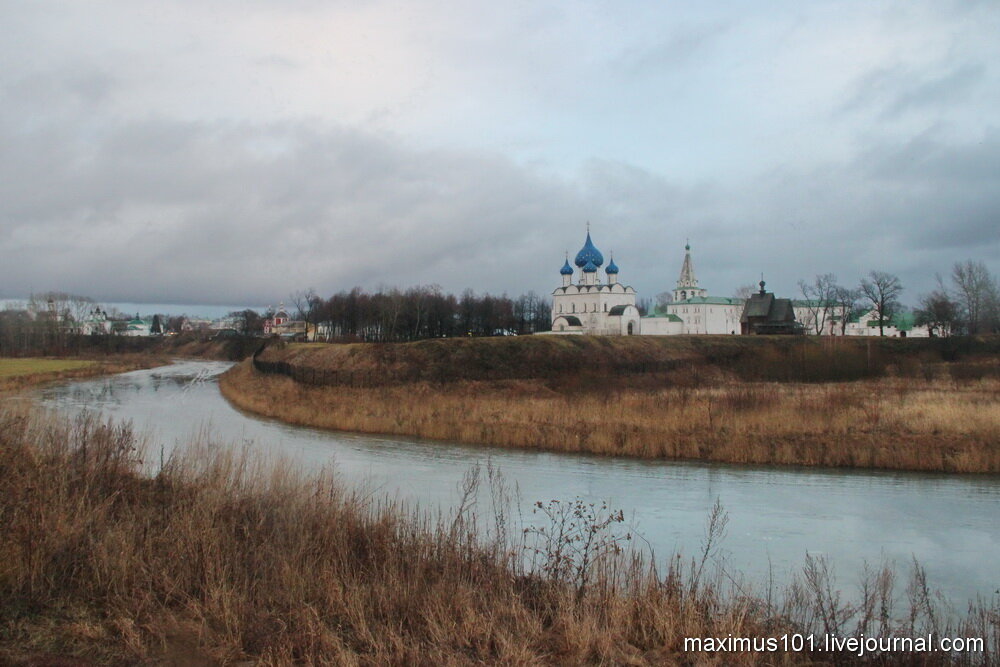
[574,231,604,268]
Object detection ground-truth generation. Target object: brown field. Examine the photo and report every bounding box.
[1,408,994,665]
[222,356,1000,473]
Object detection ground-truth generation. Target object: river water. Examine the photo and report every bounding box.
[33,360,999,604]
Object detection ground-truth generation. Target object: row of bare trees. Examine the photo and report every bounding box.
[230,286,552,342]
[916,260,1000,336]
[794,271,907,336]
[0,292,161,355]
[796,261,999,336]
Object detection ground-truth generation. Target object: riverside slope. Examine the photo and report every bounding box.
[221,335,1000,473]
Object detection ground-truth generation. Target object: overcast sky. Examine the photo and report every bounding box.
[2,0,998,309]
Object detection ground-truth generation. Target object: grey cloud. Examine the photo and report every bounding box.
[860,128,1000,184]
[885,63,985,116]
[0,115,595,304]
[3,1,998,310]
[616,21,730,75]
[843,62,988,120]
[2,110,997,308]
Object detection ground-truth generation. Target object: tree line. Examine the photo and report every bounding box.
[234,285,552,342]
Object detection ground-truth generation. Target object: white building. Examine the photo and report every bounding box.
[843,309,931,337]
[649,244,743,335]
[80,308,111,335]
[122,314,151,336]
[549,231,642,335]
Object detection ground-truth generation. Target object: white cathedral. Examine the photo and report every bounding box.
[549,230,643,335]
[547,231,742,336]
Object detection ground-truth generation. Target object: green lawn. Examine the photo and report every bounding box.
[0,358,96,379]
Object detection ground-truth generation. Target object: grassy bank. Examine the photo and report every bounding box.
[224,336,1000,473]
[0,355,166,396]
[0,408,994,664]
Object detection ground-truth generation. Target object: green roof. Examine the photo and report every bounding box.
[891,311,915,331]
[674,296,744,306]
[644,313,683,322]
[860,310,915,331]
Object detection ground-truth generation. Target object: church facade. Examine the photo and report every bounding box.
[549,231,642,335]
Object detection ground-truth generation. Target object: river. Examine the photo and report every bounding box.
[34,360,999,604]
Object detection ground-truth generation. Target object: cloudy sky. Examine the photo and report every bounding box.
[2,0,998,309]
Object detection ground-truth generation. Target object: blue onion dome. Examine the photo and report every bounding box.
[560,258,574,275]
[606,256,619,274]
[582,259,598,273]
[574,231,604,268]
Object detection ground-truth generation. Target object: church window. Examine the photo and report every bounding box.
[571,304,575,313]
[558,304,562,313]
[604,303,607,312]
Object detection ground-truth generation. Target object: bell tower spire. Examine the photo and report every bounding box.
[673,241,707,302]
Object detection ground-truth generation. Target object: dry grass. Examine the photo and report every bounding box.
[257,335,1000,386]
[222,360,1000,473]
[0,408,995,665]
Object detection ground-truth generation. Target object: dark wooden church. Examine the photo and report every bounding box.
[740,280,802,335]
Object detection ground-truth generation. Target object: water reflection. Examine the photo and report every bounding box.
[36,360,1000,603]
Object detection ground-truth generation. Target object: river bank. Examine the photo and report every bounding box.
[0,355,168,395]
[1,407,994,665]
[221,336,1000,473]
[0,333,265,398]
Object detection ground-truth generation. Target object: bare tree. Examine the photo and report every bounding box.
[859,271,903,336]
[832,286,863,335]
[950,260,997,335]
[406,284,440,340]
[28,292,96,332]
[228,309,263,335]
[291,288,322,340]
[798,273,839,335]
[915,288,957,337]
[733,284,756,301]
[655,291,673,313]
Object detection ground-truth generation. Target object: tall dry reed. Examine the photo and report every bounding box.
[222,361,1000,473]
[1,408,996,664]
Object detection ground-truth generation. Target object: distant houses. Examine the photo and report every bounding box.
[263,304,310,340]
